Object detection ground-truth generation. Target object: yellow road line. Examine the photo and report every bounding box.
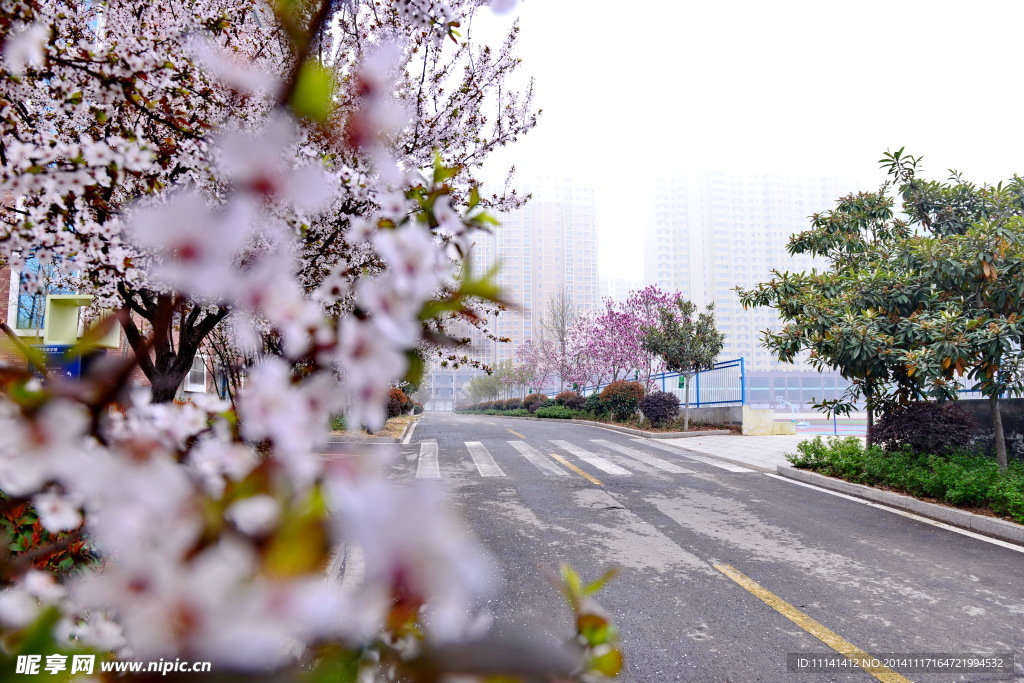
[507,429,526,439]
[548,452,603,486]
[713,564,911,683]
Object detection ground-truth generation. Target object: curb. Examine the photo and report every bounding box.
[323,417,420,446]
[776,465,1024,546]
[461,413,732,439]
[397,416,419,443]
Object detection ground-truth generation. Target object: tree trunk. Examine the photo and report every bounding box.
[992,395,1008,472]
[864,382,875,448]
[684,376,691,432]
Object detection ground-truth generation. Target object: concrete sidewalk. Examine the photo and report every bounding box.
[657,433,865,470]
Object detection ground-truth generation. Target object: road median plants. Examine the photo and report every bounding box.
[600,381,645,421]
[535,405,577,419]
[788,437,1024,524]
[523,393,548,413]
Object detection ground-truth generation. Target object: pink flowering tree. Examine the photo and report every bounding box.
[514,337,553,394]
[0,1,623,680]
[575,286,675,391]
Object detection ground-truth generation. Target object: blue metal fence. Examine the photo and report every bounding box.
[581,358,746,407]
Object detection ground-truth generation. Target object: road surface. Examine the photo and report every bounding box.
[335,413,1024,682]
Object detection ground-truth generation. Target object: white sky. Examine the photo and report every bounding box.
[476,0,1024,279]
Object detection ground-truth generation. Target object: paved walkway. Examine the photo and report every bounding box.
[659,433,864,471]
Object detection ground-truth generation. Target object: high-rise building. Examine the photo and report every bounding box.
[599,276,642,305]
[644,169,858,372]
[421,177,599,409]
[464,177,600,365]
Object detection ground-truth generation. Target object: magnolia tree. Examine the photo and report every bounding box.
[513,337,553,393]
[642,296,724,430]
[514,287,679,395]
[565,286,675,391]
[0,0,623,680]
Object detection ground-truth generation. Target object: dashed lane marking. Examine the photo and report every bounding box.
[714,564,911,683]
[548,452,604,486]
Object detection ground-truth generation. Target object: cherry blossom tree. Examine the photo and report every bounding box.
[0,0,538,401]
[0,1,623,680]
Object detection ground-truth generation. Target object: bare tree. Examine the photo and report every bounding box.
[540,288,577,392]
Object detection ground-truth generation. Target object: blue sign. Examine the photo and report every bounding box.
[31,345,82,381]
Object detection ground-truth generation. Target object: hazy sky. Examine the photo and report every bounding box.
[477,1,1024,279]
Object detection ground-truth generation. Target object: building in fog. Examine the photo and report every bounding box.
[644,168,857,374]
[460,176,600,367]
[599,276,642,305]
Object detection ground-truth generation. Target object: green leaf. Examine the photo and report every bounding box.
[290,60,334,122]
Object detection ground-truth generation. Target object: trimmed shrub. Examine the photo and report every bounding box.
[492,400,506,410]
[640,391,680,427]
[555,390,585,410]
[583,393,606,416]
[787,436,1024,524]
[523,393,548,413]
[506,397,523,410]
[539,399,556,409]
[870,401,979,456]
[600,380,645,420]
[329,414,347,431]
[387,388,410,418]
[535,405,577,419]
[505,408,530,417]
[411,402,424,415]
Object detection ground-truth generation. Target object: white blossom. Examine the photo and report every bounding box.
[4,24,49,76]
[225,495,280,537]
[32,491,83,533]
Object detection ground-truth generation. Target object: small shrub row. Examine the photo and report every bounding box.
[788,437,1024,524]
[535,405,577,419]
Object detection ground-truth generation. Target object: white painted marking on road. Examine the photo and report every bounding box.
[338,543,365,591]
[416,442,439,478]
[465,441,506,477]
[551,440,632,475]
[765,473,1024,554]
[508,441,568,475]
[591,440,693,474]
[634,439,755,472]
[402,419,419,444]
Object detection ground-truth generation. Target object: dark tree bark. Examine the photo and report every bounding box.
[118,286,230,403]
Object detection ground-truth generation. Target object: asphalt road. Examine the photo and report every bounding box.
[352,413,1024,682]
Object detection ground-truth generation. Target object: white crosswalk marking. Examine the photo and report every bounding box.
[550,440,632,475]
[465,442,506,477]
[634,439,754,472]
[591,440,694,474]
[508,441,568,475]
[416,442,439,478]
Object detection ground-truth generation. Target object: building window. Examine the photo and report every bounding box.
[14,254,74,331]
[185,355,208,393]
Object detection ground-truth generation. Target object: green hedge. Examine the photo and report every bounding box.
[534,406,578,419]
[788,437,1024,524]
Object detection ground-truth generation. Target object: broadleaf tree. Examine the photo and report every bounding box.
[642,296,724,430]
